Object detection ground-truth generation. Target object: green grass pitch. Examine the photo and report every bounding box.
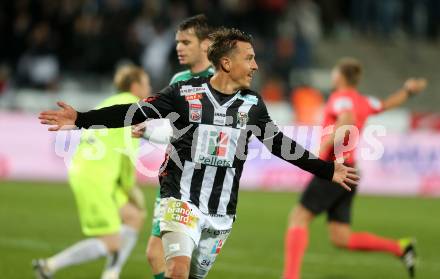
[0,181,438,278]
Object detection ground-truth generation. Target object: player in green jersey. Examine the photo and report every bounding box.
[33,66,151,279]
[133,15,214,279]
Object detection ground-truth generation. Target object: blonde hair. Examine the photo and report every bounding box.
[113,65,146,92]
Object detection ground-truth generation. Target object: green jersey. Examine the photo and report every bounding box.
[69,92,140,192]
[169,66,214,85]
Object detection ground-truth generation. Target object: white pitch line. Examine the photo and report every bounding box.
[0,237,53,251]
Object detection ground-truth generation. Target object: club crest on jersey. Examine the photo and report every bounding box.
[190,110,202,122]
[189,104,202,123]
[237,112,249,128]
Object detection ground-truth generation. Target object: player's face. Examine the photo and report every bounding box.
[331,68,345,89]
[175,28,203,66]
[135,74,151,99]
[227,41,258,89]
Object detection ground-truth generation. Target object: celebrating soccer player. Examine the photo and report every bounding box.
[33,66,151,279]
[135,15,215,279]
[39,28,358,279]
[283,58,427,279]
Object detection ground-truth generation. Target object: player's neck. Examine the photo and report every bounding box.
[210,73,240,95]
[337,84,357,91]
[190,59,211,74]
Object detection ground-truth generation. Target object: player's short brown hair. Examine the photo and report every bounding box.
[207,27,253,70]
[336,58,363,86]
[113,65,146,92]
[178,14,212,41]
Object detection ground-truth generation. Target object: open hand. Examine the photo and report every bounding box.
[39,101,78,131]
[332,162,360,191]
[404,78,428,95]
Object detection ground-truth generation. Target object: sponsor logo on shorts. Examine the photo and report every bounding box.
[164,200,199,228]
[211,239,224,254]
[202,228,231,236]
[201,259,211,267]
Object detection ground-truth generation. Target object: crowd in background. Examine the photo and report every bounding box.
[0,0,439,96]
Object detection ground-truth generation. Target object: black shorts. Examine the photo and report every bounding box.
[300,176,357,224]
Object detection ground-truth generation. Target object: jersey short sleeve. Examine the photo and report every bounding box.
[365,95,383,115]
[329,96,354,115]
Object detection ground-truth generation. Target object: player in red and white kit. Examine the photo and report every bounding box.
[283,58,427,279]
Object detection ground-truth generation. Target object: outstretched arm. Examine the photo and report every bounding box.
[318,111,354,158]
[40,101,154,131]
[39,85,177,131]
[381,78,427,111]
[39,101,79,131]
[256,122,358,191]
[255,99,359,191]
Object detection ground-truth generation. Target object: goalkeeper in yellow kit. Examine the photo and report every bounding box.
[33,65,151,279]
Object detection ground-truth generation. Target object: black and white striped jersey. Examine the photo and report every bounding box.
[76,76,334,215]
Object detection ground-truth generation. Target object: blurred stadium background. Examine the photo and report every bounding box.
[0,0,439,278]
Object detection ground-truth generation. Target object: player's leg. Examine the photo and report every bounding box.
[283,205,314,279]
[33,234,120,279]
[159,198,203,279]
[188,214,233,279]
[101,189,146,279]
[146,187,166,279]
[33,176,121,278]
[328,227,417,278]
[162,232,194,278]
[327,221,351,247]
[326,188,417,277]
[328,225,416,277]
[283,177,344,279]
[325,186,356,249]
[326,186,403,254]
[328,221,404,255]
[147,236,166,278]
